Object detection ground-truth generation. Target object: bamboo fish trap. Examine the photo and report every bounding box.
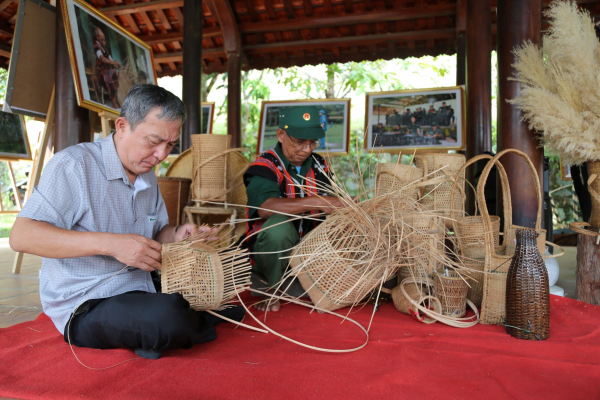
[289,207,397,312]
[161,228,251,311]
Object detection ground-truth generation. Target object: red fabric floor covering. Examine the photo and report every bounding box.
[1,294,600,400]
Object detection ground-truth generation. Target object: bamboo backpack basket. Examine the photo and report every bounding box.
[161,236,251,311]
[191,134,231,202]
[375,161,425,202]
[475,149,563,325]
[415,153,466,228]
[157,177,192,226]
[290,208,398,312]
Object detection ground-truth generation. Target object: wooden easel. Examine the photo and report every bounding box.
[0,159,23,213]
[98,109,119,138]
[12,86,55,274]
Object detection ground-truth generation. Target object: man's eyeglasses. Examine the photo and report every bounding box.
[286,133,320,149]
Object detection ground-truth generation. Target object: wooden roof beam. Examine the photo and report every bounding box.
[243,28,456,54]
[241,3,455,34]
[137,27,220,45]
[209,0,242,56]
[101,0,184,16]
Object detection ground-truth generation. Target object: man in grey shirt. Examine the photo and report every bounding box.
[10,84,243,360]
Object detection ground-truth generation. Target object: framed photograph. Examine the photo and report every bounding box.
[365,86,465,152]
[0,111,31,161]
[257,99,351,155]
[560,158,572,181]
[62,0,157,114]
[202,102,215,134]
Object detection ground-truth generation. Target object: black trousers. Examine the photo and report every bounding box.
[64,291,217,352]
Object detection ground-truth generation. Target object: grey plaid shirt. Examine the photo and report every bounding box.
[18,134,169,334]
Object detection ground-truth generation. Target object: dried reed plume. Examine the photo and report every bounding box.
[509,0,600,165]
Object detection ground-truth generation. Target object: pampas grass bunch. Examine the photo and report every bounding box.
[509,0,600,165]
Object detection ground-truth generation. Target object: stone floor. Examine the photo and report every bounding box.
[0,237,580,329]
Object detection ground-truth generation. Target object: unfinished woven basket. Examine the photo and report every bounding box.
[433,269,469,318]
[161,238,251,311]
[375,162,425,202]
[400,212,446,278]
[157,177,191,226]
[415,153,466,228]
[191,134,230,202]
[290,208,396,312]
[476,149,548,325]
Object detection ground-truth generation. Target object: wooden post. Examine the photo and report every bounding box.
[496,0,543,228]
[54,0,89,152]
[6,162,22,210]
[576,233,600,305]
[211,0,243,149]
[98,110,120,138]
[182,0,203,151]
[455,0,466,87]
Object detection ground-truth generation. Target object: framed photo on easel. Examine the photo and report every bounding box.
[257,99,351,155]
[365,86,465,153]
[0,111,30,161]
[62,0,157,114]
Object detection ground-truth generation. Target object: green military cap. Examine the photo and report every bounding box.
[278,106,325,140]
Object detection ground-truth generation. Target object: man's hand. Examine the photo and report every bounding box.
[110,234,163,272]
[317,196,347,214]
[175,223,197,242]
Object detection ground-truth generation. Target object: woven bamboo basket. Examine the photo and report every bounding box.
[161,238,251,311]
[449,154,502,260]
[400,212,446,278]
[157,177,191,226]
[191,134,231,202]
[415,153,466,228]
[166,148,192,179]
[476,149,550,325]
[505,228,550,340]
[375,162,425,202]
[289,209,396,312]
[433,269,469,318]
[391,281,440,324]
[462,257,485,308]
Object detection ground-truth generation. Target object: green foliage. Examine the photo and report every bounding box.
[0,214,16,238]
[548,155,576,230]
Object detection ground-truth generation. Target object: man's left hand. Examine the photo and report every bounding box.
[175,223,197,242]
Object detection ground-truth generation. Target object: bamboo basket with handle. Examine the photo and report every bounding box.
[476,149,564,325]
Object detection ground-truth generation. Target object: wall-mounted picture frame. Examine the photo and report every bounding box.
[0,111,31,161]
[257,99,351,155]
[202,102,215,134]
[62,0,157,114]
[365,86,465,152]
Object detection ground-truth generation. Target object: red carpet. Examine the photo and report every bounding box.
[1,294,599,400]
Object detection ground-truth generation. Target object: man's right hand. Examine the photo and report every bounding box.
[317,196,347,214]
[109,234,163,272]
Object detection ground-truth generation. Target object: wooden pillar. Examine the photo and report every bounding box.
[576,234,600,305]
[54,0,89,152]
[210,0,243,149]
[496,0,543,228]
[466,0,492,156]
[456,33,466,86]
[227,52,242,148]
[182,0,202,150]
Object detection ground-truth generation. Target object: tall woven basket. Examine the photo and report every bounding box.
[290,208,397,312]
[433,269,469,318]
[157,177,191,226]
[400,212,446,278]
[375,161,425,202]
[476,149,549,325]
[505,228,550,340]
[191,134,231,202]
[161,239,251,311]
[415,153,466,228]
